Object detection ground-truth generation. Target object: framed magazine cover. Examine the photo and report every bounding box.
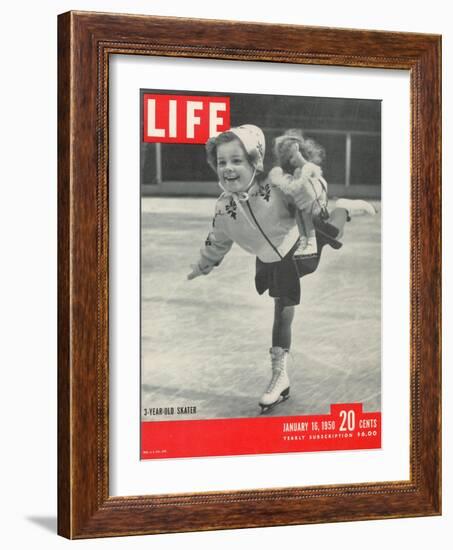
[57,11,441,539]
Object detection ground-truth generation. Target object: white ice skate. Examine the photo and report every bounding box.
[259,347,290,414]
[335,198,377,217]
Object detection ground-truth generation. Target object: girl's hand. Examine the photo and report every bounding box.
[187,264,202,280]
[187,263,213,280]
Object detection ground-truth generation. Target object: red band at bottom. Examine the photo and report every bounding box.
[141,403,381,460]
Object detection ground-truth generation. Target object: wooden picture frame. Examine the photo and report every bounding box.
[58,11,441,539]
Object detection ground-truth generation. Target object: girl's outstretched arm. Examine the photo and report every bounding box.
[187,215,233,280]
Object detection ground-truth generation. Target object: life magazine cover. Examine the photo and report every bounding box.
[140,89,381,460]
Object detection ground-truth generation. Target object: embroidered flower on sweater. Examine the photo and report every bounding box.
[225,198,237,220]
[259,183,271,202]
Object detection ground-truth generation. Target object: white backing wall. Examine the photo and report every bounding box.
[0,1,449,548]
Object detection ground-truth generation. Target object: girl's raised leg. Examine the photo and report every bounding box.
[324,199,376,240]
[326,207,349,239]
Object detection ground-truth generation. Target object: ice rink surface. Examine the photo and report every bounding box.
[141,196,381,420]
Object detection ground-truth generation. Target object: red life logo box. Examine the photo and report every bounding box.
[143,94,231,144]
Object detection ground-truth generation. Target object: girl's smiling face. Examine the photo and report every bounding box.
[216,139,255,193]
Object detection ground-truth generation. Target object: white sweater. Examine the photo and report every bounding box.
[196,180,300,273]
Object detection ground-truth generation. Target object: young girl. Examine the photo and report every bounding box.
[187,124,375,413]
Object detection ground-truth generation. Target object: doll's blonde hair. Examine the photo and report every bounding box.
[273,129,325,175]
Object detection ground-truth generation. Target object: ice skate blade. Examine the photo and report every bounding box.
[259,389,290,414]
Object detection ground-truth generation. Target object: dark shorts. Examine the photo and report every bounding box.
[255,223,341,307]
